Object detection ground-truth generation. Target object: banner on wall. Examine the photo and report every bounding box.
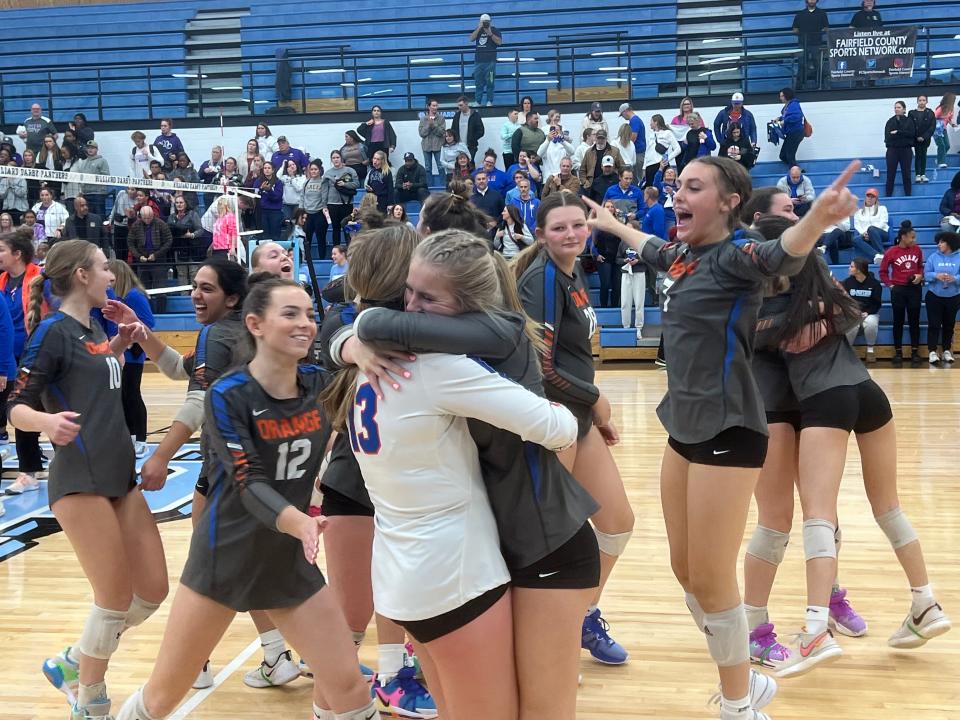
[827,26,917,80]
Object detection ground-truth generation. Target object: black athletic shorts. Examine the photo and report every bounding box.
[799,379,893,434]
[766,410,801,432]
[668,426,768,468]
[320,484,376,517]
[511,522,601,590]
[398,583,510,644]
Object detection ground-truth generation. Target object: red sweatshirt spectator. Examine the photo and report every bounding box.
[878,219,924,366]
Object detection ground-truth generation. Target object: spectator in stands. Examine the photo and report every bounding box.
[68,113,94,147]
[358,105,397,161]
[315,150,358,249]
[924,231,960,364]
[0,137,21,166]
[419,98,446,187]
[719,123,756,169]
[679,113,716,169]
[641,115,680,187]
[849,0,882,27]
[508,177,539,232]
[449,152,473,185]
[271,135,309,173]
[254,160,284,239]
[217,157,242,188]
[473,151,509,195]
[470,13,502,107]
[389,202,417,230]
[850,188,889,255]
[20,150,41,207]
[842,256,883,362]
[505,150,542,196]
[714,92,757,148]
[329,244,349,281]
[537,118,575,179]
[16,103,57,154]
[572,128,595,172]
[151,172,174,219]
[640,186,666,240]
[579,130,623,198]
[62,196,103,247]
[520,95,534,116]
[603,168,642,218]
[254,122,279,158]
[613,124,637,179]
[59,144,81,209]
[170,152,201,210]
[128,205,173,307]
[130,131,163,179]
[470,168,504,225]
[617,230,646,339]
[341,130,369,185]
[670,97,695,140]
[0,213,12,233]
[153,118,184,171]
[300,160,326,254]
[590,155,621,204]
[133,188,162,219]
[909,95,936,183]
[777,165,815,217]
[820,216,852,264]
[198,145,224,187]
[167,195,204,260]
[500,107,522,169]
[495,204,533,258]
[879,220,924,366]
[792,0,829,89]
[22,209,43,246]
[542,156,580,199]
[934,93,956,169]
[776,87,806,167]
[364,150,393,212]
[239,139,264,179]
[280,158,306,231]
[440,129,469,179]
[582,102,609,136]
[591,200,623,308]
[940,171,960,232]
[511,111,546,164]
[37,135,61,171]
[110,186,138,259]
[618,103,647,176]
[451,96,485,163]
[884,100,916,197]
[76,140,110,218]
[395,152,429,208]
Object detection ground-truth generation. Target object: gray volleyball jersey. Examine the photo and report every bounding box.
[8,312,135,504]
[640,231,806,443]
[355,308,599,569]
[180,365,332,611]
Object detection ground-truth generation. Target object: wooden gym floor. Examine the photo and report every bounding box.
[3,366,958,719]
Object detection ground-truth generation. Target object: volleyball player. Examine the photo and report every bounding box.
[325,237,580,720]
[749,215,951,678]
[510,193,634,665]
[8,240,168,720]
[115,276,377,720]
[104,259,300,689]
[347,230,601,719]
[582,157,861,719]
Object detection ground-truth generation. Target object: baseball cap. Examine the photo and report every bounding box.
[277,135,288,142]
[732,92,744,103]
[480,13,491,21]
[601,155,615,167]
[618,102,631,115]
[0,135,14,146]
[595,129,608,138]
[86,140,98,147]
[591,101,603,112]
[404,152,415,161]
[865,187,878,197]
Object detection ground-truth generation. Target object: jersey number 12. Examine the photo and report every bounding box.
[275,438,312,481]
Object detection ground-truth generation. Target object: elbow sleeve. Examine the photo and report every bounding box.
[156,346,188,380]
[174,390,205,433]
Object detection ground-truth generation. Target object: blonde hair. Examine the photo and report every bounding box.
[373,150,391,176]
[358,192,379,214]
[217,195,235,215]
[27,240,98,331]
[108,259,146,299]
[617,123,633,147]
[321,224,421,429]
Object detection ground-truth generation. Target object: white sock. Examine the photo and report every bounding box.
[805,605,830,635]
[313,703,335,720]
[719,693,751,720]
[259,628,286,666]
[116,687,160,720]
[66,646,81,665]
[586,605,598,617]
[744,603,768,631]
[685,592,705,633]
[334,700,378,720]
[910,584,936,610]
[377,644,406,684]
[78,681,108,708]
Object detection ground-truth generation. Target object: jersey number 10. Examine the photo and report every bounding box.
[105,356,122,390]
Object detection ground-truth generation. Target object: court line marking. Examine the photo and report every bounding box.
[168,638,261,720]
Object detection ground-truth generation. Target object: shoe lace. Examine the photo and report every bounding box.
[588,614,615,643]
[830,590,853,614]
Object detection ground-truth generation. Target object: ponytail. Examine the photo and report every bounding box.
[25,239,99,332]
[25,273,46,333]
[510,241,544,281]
[895,219,914,244]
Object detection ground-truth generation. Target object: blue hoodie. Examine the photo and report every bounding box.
[924,249,960,298]
[780,99,804,135]
[509,195,540,233]
[473,166,509,195]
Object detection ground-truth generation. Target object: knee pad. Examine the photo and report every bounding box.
[876,507,918,550]
[802,519,837,561]
[746,526,790,566]
[124,595,162,632]
[351,630,366,647]
[593,527,633,556]
[702,605,750,667]
[684,592,706,633]
[77,605,127,660]
[116,687,162,720]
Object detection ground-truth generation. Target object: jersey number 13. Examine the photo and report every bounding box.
[347,383,381,455]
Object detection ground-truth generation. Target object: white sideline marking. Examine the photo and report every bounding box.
[168,638,261,719]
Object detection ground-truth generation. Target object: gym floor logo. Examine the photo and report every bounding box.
[0,442,203,563]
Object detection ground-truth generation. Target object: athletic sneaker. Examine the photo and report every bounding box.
[888,603,952,649]
[774,629,842,678]
[243,650,302,688]
[404,641,426,682]
[6,471,40,494]
[865,348,876,363]
[709,669,777,716]
[71,699,113,720]
[134,441,148,459]
[873,253,884,265]
[373,665,438,719]
[944,350,955,363]
[829,588,868,637]
[193,660,214,689]
[749,623,792,670]
[42,647,80,704]
[930,351,941,365]
[581,608,629,664]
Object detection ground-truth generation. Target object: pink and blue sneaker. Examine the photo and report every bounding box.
[372,665,437,719]
[829,588,868,637]
[749,623,791,671]
[581,608,629,665]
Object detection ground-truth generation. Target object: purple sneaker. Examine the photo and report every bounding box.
[829,588,868,637]
[749,623,791,671]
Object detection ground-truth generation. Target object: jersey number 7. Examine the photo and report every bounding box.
[347,383,381,455]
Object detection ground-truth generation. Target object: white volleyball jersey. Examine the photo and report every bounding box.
[350,352,578,621]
